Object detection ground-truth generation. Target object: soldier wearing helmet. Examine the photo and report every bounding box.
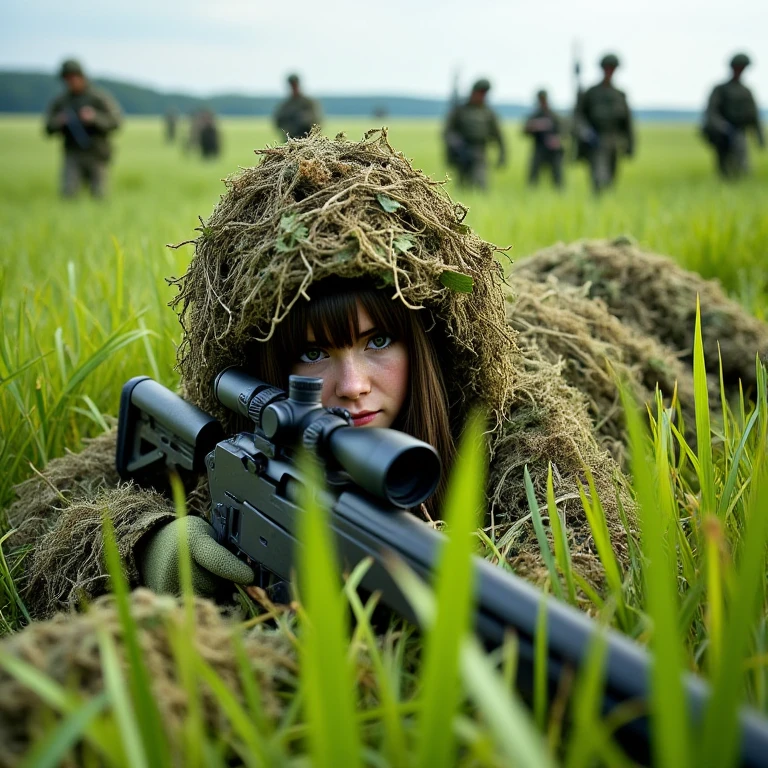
[702,53,764,179]
[573,53,634,193]
[274,73,322,140]
[523,89,565,188]
[43,59,122,198]
[444,78,507,191]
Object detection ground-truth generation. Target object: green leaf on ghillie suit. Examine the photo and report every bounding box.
[440,270,474,293]
[376,194,402,213]
[275,214,309,253]
[393,235,414,255]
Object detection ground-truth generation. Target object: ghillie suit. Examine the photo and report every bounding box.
[0,590,296,768]
[507,276,701,466]
[513,238,768,399]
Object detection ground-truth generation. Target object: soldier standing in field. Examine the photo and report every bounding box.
[574,54,634,193]
[274,74,322,140]
[702,53,765,179]
[523,89,565,188]
[198,109,221,159]
[444,78,507,191]
[44,59,122,199]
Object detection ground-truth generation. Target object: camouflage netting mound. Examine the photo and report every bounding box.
[513,238,768,397]
[171,127,516,434]
[507,276,702,465]
[0,590,296,768]
[488,351,633,587]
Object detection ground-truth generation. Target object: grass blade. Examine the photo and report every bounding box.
[547,463,576,604]
[621,381,690,768]
[297,452,362,768]
[97,628,148,768]
[417,410,486,768]
[699,458,768,767]
[389,557,554,768]
[20,693,108,768]
[524,465,563,600]
[102,512,170,767]
[693,297,715,517]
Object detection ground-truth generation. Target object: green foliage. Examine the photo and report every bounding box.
[275,214,309,253]
[416,411,485,766]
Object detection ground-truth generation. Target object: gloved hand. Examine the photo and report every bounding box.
[139,516,254,597]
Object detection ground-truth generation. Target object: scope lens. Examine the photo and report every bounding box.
[385,447,441,507]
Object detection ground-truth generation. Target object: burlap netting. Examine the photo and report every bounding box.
[171,128,517,436]
[513,238,768,397]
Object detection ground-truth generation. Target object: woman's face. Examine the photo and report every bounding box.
[291,300,409,428]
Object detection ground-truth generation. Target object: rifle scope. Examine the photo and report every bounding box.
[214,368,441,509]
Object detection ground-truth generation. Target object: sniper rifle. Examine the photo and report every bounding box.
[116,368,768,766]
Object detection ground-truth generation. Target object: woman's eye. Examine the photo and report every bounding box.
[367,334,393,350]
[299,348,328,363]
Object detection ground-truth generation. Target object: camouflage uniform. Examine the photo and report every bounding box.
[444,79,506,190]
[703,54,765,179]
[44,60,122,198]
[574,55,634,193]
[523,93,564,188]
[274,76,322,139]
[3,130,634,626]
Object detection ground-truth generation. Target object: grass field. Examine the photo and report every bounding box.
[1,116,768,766]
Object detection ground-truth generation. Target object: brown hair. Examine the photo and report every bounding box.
[247,279,455,516]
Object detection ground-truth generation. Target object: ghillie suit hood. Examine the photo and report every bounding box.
[513,238,768,398]
[171,129,632,587]
[172,128,516,438]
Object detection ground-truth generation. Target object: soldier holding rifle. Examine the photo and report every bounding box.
[574,53,634,193]
[44,59,122,198]
[523,89,565,188]
[703,53,765,179]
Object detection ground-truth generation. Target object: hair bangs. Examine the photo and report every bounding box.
[282,282,410,357]
[304,291,360,350]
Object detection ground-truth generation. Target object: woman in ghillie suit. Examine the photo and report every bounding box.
[3,130,767,762]
[7,129,633,619]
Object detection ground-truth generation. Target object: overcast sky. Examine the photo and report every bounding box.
[3,0,766,110]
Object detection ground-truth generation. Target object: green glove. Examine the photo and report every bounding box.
[139,516,254,597]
